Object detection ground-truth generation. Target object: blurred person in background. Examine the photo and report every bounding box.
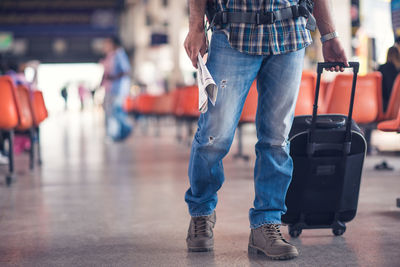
[378,45,400,112]
[100,37,132,141]
[89,86,97,105]
[61,83,69,110]
[78,82,87,111]
[6,59,27,85]
[6,59,39,89]
[184,0,347,260]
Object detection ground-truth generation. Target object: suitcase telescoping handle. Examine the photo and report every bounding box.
[308,61,359,156]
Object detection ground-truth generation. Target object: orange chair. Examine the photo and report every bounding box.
[172,88,185,141]
[126,94,156,135]
[15,84,38,171]
[124,96,139,114]
[180,85,200,118]
[152,95,163,115]
[0,77,20,129]
[14,84,34,131]
[319,79,331,108]
[147,93,175,136]
[235,81,258,161]
[0,76,20,185]
[29,90,48,167]
[173,88,185,118]
[295,71,317,116]
[173,86,199,118]
[153,93,175,116]
[173,86,200,143]
[164,92,176,116]
[377,106,400,132]
[323,72,382,154]
[181,86,200,143]
[171,89,181,116]
[137,94,158,115]
[31,91,48,127]
[323,72,382,124]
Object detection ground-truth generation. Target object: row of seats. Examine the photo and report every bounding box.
[124,86,200,140]
[124,71,400,158]
[0,75,48,185]
[125,71,398,125]
[124,85,199,119]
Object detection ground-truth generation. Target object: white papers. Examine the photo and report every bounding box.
[197,53,218,113]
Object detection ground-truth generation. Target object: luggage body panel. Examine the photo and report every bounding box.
[282,114,366,227]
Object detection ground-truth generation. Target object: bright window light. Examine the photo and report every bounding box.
[37,63,104,113]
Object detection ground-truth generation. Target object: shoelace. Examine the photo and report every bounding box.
[193,217,209,237]
[262,224,284,241]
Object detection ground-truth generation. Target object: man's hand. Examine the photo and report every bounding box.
[314,0,349,72]
[322,38,349,72]
[185,0,208,68]
[184,29,208,68]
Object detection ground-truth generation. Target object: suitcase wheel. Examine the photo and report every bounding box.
[289,228,302,238]
[332,227,346,236]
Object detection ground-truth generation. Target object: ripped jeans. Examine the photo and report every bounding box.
[185,30,305,228]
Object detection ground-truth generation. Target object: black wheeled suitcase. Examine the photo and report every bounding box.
[282,62,367,237]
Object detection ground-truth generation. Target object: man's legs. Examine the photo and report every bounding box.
[247,49,305,260]
[185,31,262,216]
[185,31,262,251]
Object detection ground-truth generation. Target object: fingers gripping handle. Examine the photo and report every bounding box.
[317,62,359,74]
[313,61,359,111]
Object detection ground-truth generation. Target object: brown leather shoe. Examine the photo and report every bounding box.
[186,211,216,252]
[248,224,298,260]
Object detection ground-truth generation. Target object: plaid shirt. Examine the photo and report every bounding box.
[214,0,313,55]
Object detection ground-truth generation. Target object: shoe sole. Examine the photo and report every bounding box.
[248,245,298,260]
[188,247,213,252]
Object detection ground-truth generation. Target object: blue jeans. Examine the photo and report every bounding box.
[184,31,305,228]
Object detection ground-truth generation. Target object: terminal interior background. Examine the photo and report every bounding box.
[0,0,399,266]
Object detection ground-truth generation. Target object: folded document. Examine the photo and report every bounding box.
[197,53,218,113]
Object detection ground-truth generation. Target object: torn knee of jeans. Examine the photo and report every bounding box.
[270,139,289,147]
[220,80,227,89]
[208,136,215,145]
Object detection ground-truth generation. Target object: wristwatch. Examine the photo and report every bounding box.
[320,31,338,43]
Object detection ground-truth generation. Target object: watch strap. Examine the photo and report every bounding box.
[320,31,338,43]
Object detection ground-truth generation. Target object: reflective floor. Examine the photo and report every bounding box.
[0,111,399,267]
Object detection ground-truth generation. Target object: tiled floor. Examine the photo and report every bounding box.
[0,111,399,267]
